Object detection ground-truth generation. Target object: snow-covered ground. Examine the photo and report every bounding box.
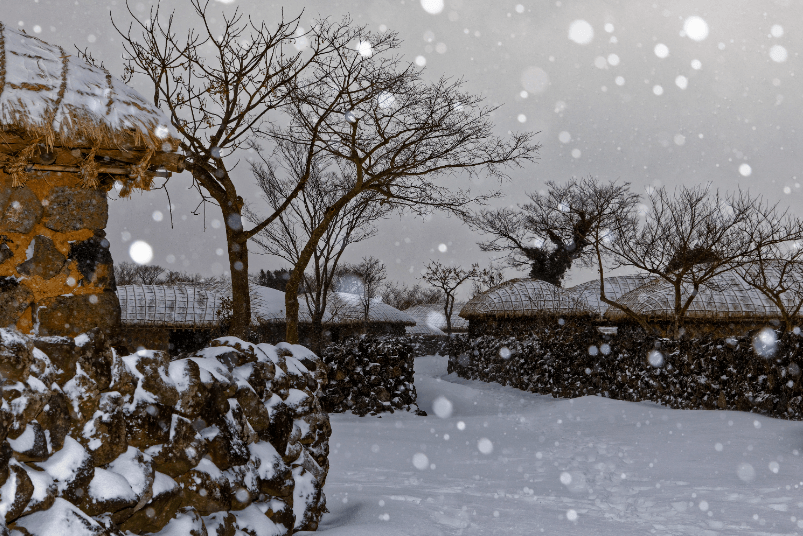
[301,355,803,536]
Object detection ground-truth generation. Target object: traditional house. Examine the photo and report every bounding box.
[459,278,595,338]
[0,26,182,337]
[602,271,789,337]
[116,285,224,354]
[249,286,416,346]
[117,284,417,353]
[403,303,468,335]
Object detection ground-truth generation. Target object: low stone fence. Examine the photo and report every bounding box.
[0,328,330,535]
[321,336,426,416]
[447,326,803,419]
[406,335,451,358]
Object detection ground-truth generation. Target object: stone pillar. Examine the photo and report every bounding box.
[0,170,120,336]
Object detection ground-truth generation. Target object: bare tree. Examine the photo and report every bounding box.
[115,2,363,336]
[276,30,540,343]
[733,214,803,333]
[247,146,392,352]
[464,177,637,286]
[113,261,140,286]
[113,262,164,285]
[603,185,790,338]
[381,282,442,311]
[338,257,388,323]
[421,261,479,335]
[471,262,506,297]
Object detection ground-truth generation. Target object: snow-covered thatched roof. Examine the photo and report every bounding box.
[459,279,595,319]
[603,272,785,322]
[403,304,468,332]
[117,285,223,329]
[118,284,416,328]
[405,323,447,337]
[0,25,182,192]
[0,25,180,152]
[249,286,416,326]
[568,274,656,315]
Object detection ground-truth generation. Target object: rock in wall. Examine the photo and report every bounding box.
[0,328,331,535]
[320,336,426,417]
[0,171,119,337]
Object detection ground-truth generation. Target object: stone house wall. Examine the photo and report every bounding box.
[0,170,119,336]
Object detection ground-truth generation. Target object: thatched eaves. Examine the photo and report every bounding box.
[459,278,595,320]
[0,25,183,191]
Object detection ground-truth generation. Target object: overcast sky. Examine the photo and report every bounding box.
[8,0,803,298]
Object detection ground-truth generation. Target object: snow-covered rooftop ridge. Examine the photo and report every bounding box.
[459,278,595,319]
[403,303,468,331]
[251,288,416,326]
[603,271,789,321]
[405,322,447,336]
[117,285,223,328]
[0,25,179,150]
[568,274,656,315]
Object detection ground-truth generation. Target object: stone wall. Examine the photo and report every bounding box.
[447,325,803,419]
[0,171,119,336]
[0,328,331,535]
[320,336,426,417]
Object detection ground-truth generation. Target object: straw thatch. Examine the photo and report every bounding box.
[459,279,595,319]
[0,25,181,190]
[403,303,468,332]
[405,323,447,337]
[117,285,223,329]
[568,274,655,315]
[603,271,786,322]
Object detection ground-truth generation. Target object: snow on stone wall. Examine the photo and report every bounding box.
[321,336,426,417]
[447,325,803,419]
[0,328,331,535]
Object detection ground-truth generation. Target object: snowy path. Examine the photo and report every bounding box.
[300,355,803,535]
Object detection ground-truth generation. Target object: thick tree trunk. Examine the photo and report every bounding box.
[310,316,324,355]
[224,208,251,339]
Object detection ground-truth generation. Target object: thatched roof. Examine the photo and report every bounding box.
[603,272,786,322]
[117,285,223,329]
[459,279,595,319]
[403,304,468,332]
[0,25,182,190]
[568,274,655,315]
[118,284,416,329]
[405,323,446,337]
[250,286,416,326]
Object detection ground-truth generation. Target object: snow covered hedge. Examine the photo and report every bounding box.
[321,336,426,417]
[0,328,331,535]
[447,326,803,419]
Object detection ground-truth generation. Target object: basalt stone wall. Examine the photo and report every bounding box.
[321,336,426,417]
[0,328,331,535]
[447,324,803,419]
[406,334,466,357]
[0,171,119,336]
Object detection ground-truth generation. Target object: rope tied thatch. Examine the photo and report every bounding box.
[6,143,39,187]
[120,145,156,197]
[79,146,100,188]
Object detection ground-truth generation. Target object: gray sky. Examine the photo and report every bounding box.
[9,0,803,298]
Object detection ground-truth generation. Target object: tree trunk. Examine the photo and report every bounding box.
[285,199,353,343]
[224,208,251,339]
[672,283,682,339]
[310,315,324,355]
[444,296,453,336]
